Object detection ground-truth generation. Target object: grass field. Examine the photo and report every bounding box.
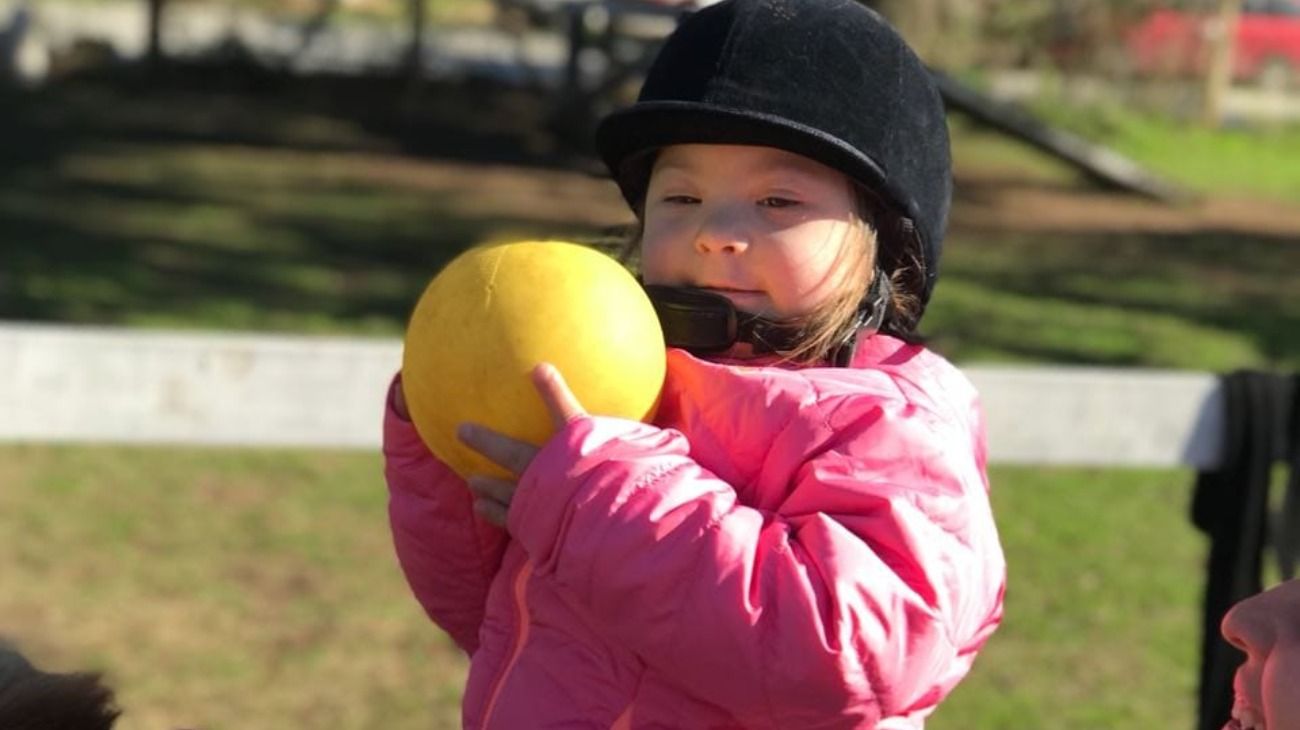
[0,445,1207,730]
[1,73,1296,728]
[1022,95,1300,203]
[0,445,463,729]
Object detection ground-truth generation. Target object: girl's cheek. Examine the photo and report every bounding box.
[638,234,676,282]
[642,217,692,257]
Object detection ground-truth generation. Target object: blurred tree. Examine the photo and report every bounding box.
[288,0,341,66]
[861,0,1159,71]
[147,0,165,68]
[863,0,978,67]
[861,0,932,33]
[1202,0,1243,126]
[407,0,425,79]
[979,0,1161,70]
[864,0,1190,202]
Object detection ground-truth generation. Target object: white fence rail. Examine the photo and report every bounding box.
[0,322,1226,468]
[0,323,400,450]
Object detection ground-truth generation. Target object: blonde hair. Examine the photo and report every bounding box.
[781,185,928,363]
[773,209,875,364]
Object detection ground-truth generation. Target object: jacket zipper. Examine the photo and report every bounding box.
[479,558,534,728]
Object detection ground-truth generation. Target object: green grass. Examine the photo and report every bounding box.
[0,444,465,730]
[0,445,1209,729]
[950,119,1083,186]
[931,467,1205,730]
[1117,119,1300,201]
[928,231,1300,370]
[1015,93,1300,203]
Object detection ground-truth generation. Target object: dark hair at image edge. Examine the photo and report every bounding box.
[0,644,121,730]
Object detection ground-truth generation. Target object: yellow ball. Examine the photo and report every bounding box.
[402,240,666,479]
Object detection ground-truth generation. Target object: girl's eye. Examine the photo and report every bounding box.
[758,196,799,208]
[661,195,700,205]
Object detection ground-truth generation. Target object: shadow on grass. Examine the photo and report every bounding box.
[0,180,598,332]
[0,59,595,165]
[1,66,1296,370]
[0,66,620,334]
[932,229,1300,369]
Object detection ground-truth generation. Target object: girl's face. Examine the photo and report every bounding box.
[640,144,865,321]
[1221,579,1300,730]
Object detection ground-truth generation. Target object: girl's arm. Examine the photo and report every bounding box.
[506,401,1005,727]
[384,374,508,655]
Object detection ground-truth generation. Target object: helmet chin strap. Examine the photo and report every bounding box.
[642,285,805,356]
[644,269,890,366]
[829,270,890,367]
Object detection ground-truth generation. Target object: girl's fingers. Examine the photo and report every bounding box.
[456,364,583,479]
[458,424,537,477]
[532,363,587,430]
[466,475,516,506]
[473,497,509,527]
[392,378,411,420]
[467,476,515,528]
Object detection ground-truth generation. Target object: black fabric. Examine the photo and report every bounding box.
[643,284,807,355]
[1190,371,1298,730]
[0,644,34,693]
[830,267,891,368]
[1280,374,1300,579]
[595,0,951,306]
[644,267,890,364]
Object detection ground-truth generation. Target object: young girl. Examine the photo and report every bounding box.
[384,0,1006,727]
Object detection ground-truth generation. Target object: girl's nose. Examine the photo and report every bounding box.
[1221,599,1266,655]
[694,208,750,255]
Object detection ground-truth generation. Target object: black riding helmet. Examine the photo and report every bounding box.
[596,0,952,359]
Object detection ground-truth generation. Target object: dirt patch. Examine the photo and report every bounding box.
[952,168,1300,239]
[21,69,1298,244]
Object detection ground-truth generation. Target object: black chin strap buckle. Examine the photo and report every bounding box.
[646,270,891,366]
[829,268,891,367]
[643,286,737,354]
[643,285,803,356]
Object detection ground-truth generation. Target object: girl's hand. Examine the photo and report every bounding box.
[457,363,586,528]
[392,379,411,420]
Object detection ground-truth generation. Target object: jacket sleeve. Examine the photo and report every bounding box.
[507,397,1005,728]
[384,373,508,655]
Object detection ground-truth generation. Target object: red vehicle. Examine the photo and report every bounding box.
[1126,0,1300,88]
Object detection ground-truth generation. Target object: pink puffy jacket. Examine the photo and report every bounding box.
[385,334,1006,729]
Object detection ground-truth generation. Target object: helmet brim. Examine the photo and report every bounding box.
[596,101,906,220]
